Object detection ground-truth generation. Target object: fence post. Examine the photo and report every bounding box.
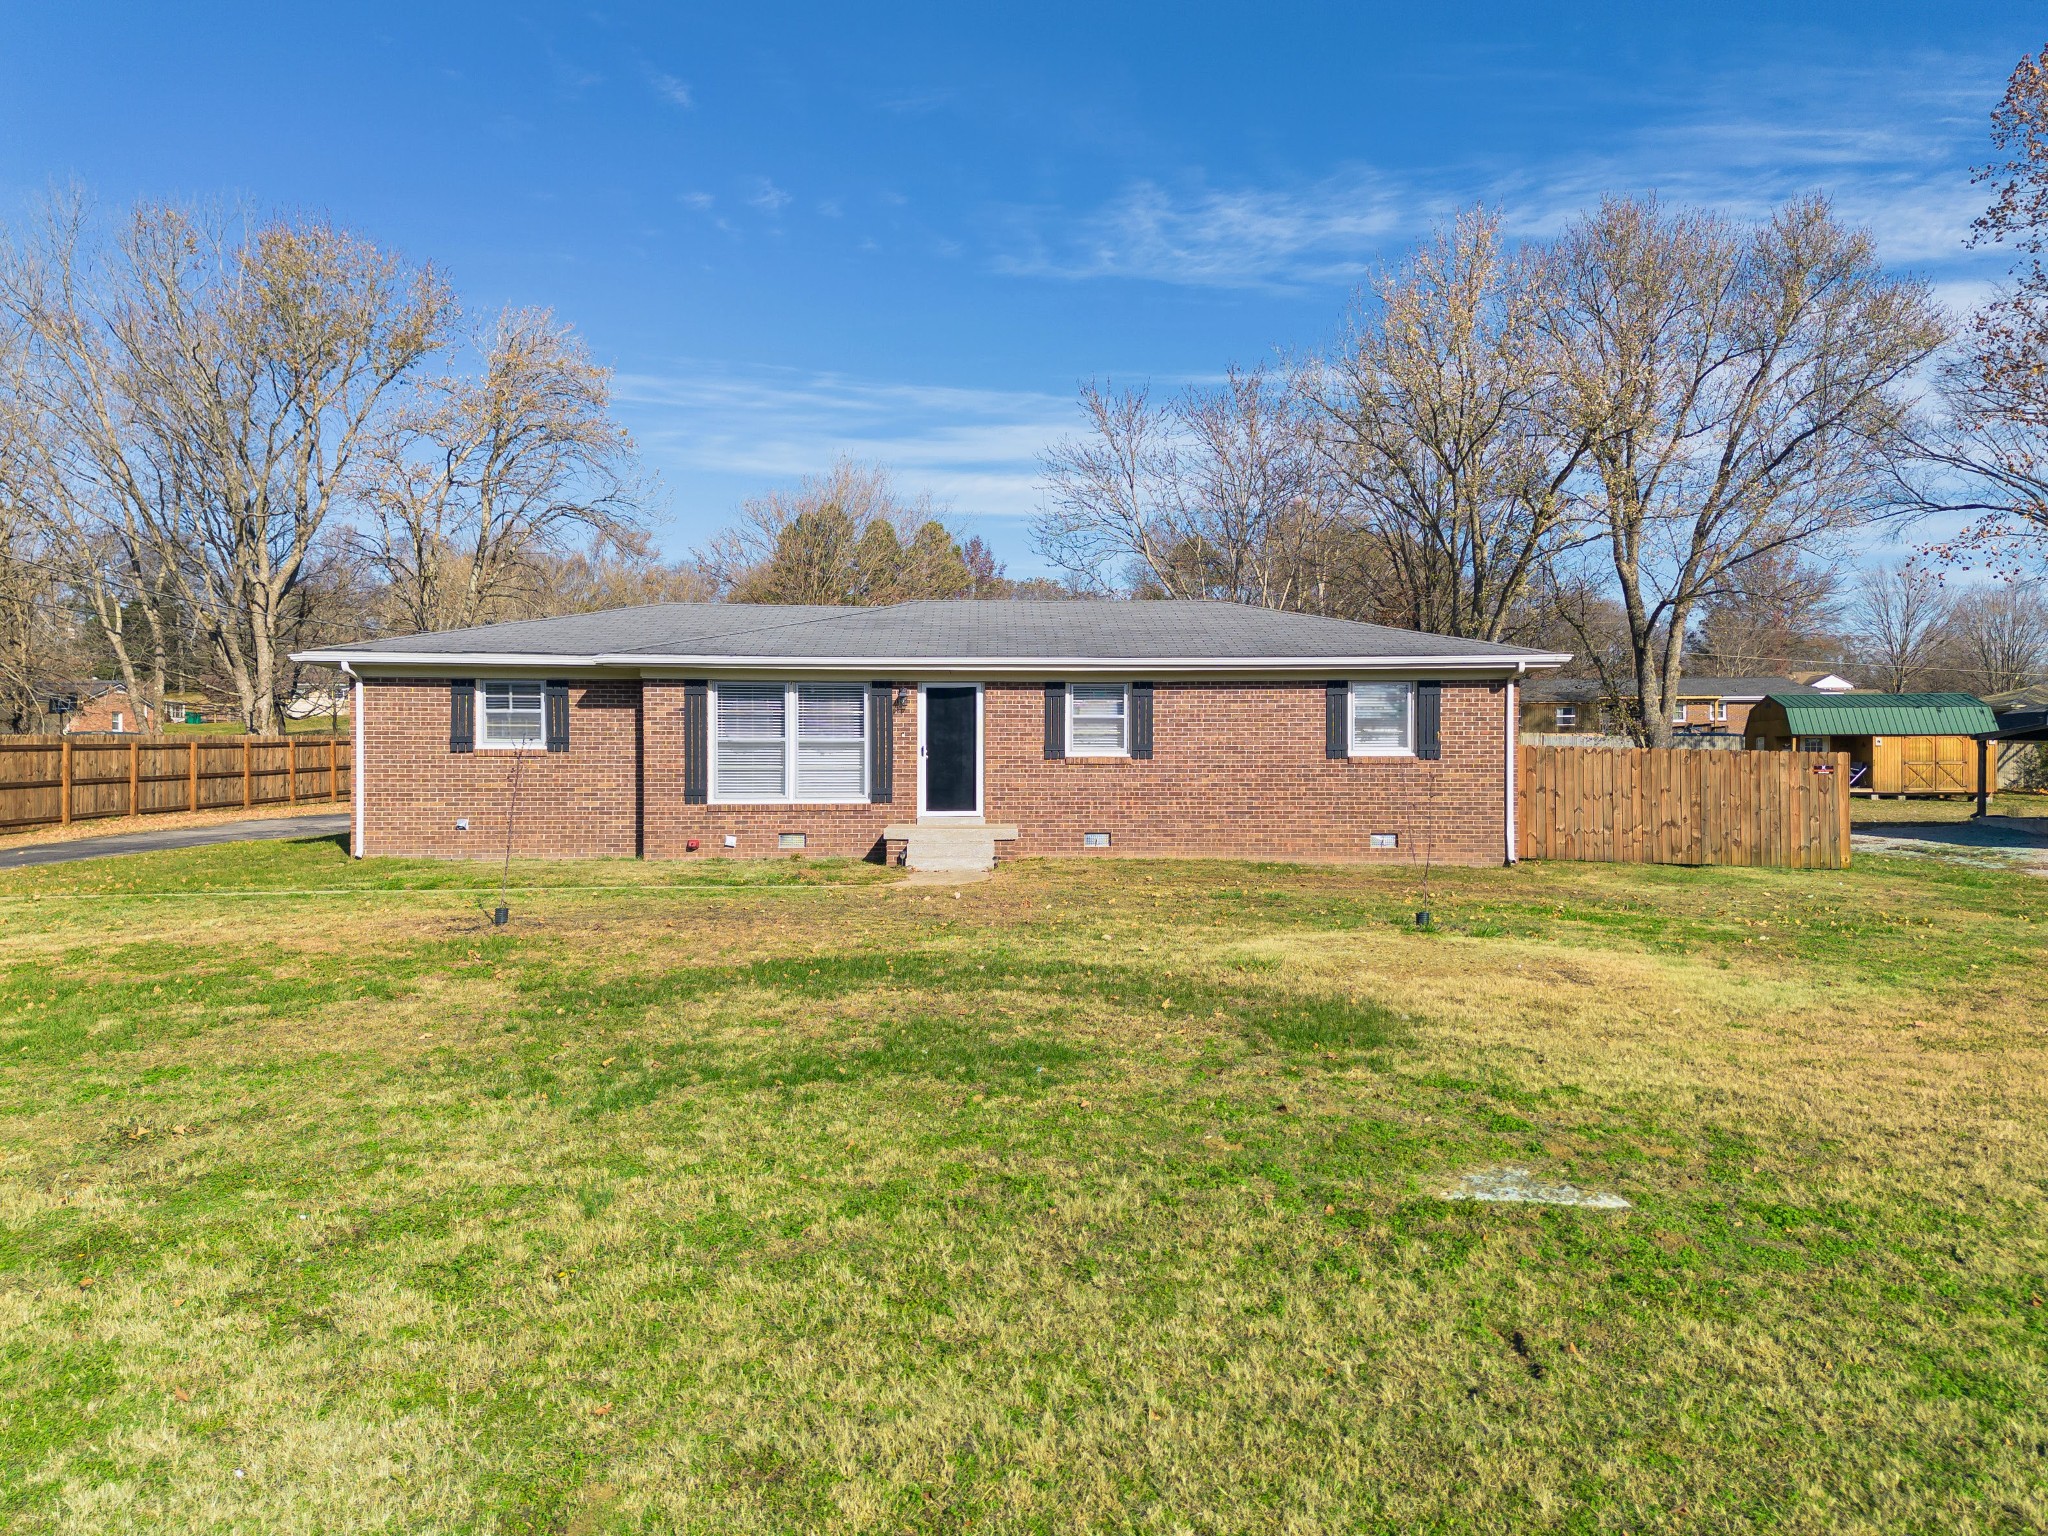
[129,739,140,817]
[188,739,199,812]
[59,737,72,825]
[328,737,338,801]
[242,738,251,808]
[1837,751,1852,869]
[288,739,298,806]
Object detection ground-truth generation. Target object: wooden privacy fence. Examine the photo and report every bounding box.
[0,735,352,833]
[1517,744,1850,869]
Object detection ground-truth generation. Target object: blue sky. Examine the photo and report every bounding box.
[2,3,2040,575]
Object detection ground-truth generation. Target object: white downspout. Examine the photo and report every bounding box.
[343,662,364,859]
[1505,666,1520,865]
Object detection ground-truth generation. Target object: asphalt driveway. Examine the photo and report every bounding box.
[0,812,350,870]
[1852,815,2048,875]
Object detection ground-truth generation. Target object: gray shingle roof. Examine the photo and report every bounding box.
[302,600,1564,665]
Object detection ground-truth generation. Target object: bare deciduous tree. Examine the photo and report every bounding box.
[1543,194,1945,745]
[1945,583,2048,695]
[1687,550,1843,676]
[1895,47,2048,571]
[1036,368,1348,610]
[0,378,78,730]
[1851,562,1952,692]
[357,308,647,634]
[119,208,455,730]
[0,195,190,721]
[1306,209,1585,640]
[3,197,455,731]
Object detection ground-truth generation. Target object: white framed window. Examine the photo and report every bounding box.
[1555,705,1577,728]
[1349,681,1414,756]
[479,680,546,748]
[1068,683,1129,756]
[1673,702,1688,725]
[110,712,124,733]
[1713,700,1729,723]
[712,682,869,803]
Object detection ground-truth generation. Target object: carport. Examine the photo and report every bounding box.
[1977,708,2048,818]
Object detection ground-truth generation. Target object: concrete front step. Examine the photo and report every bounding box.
[883,822,1019,873]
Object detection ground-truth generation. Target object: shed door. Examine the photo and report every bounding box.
[1903,737,1971,793]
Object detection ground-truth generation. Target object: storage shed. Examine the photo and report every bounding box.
[1744,692,1998,797]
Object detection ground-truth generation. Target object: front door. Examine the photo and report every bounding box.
[921,685,980,815]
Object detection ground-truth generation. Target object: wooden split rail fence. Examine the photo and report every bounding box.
[1517,744,1850,869]
[0,734,352,833]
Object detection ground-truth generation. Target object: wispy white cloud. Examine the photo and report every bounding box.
[678,191,714,211]
[990,55,2012,292]
[614,363,1081,521]
[648,70,693,110]
[746,177,792,214]
[992,170,1416,291]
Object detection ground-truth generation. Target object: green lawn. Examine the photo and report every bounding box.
[1850,790,2046,825]
[2,838,2045,1533]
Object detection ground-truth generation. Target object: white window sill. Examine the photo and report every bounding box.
[709,797,871,807]
[1348,748,1417,759]
[1065,748,1131,759]
[477,741,550,752]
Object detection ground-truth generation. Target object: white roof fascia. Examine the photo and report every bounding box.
[291,651,604,668]
[600,651,1570,672]
[298,650,1571,674]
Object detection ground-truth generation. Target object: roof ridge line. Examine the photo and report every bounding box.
[608,599,919,655]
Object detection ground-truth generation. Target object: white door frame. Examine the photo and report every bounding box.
[916,682,984,820]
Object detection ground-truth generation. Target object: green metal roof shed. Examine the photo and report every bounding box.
[1762,692,1997,737]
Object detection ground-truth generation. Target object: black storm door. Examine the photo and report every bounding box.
[923,686,979,814]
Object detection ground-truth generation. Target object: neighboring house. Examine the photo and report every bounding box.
[1788,671,1857,694]
[1521,676,1821,738]
[295,599,1568,868]
[57,681,154,735]
[282,687,349,721]
[1744,692,1998,796]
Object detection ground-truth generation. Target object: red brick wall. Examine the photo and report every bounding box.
[986,681,1506,864]
[64,692,152,734]
[360,676,1513,866]
[358,679,641,859]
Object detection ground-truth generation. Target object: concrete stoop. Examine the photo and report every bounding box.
[883,821,1019,873]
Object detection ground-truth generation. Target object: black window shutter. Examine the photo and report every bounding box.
[683,681,708,804]
[1044,682,1066,760]
[1417,681,1442,760]
[450,679,475,753]
[868,682,893,804]
[1130,681,1154,759]
[544,681,571,753]
[1325,681,1347,759]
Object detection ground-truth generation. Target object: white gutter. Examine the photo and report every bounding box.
[293,651,602,668]
[342,661,365,859]
[296,649,1573,673]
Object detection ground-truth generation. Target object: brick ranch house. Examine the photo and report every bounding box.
[296,600,1566,869]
